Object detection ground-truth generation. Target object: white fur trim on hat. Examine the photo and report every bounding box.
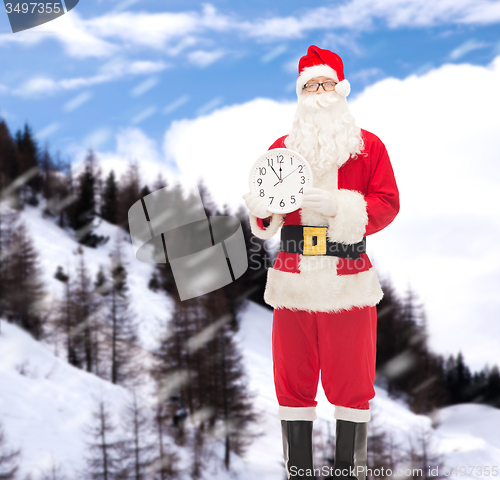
[296,64,339,96]
[334,79,351,97]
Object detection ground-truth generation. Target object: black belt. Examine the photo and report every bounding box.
[280,225,366,260]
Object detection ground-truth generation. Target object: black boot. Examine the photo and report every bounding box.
[281,420,314,479]
[333,420,368,480]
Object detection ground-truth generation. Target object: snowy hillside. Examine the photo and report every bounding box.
[1,204,500,479]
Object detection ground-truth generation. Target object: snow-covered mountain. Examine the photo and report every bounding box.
[1,204,499,479]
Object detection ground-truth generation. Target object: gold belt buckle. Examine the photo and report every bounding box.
[303,227,327,255]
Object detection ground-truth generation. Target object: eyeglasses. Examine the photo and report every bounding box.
[302,81,337,92]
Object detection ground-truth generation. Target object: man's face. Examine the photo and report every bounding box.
[302,76,337,95]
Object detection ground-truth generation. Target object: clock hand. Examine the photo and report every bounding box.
[274,166,300,186]
[270,165,281,181]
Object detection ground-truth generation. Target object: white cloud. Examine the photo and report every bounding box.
[161,55,500,370]
[0,5,226,58]
[449,39,489,60]
[196,96,224,116]
[15,60,168,97]
[239,0,500,39]
[350,67,385,83]
[162,95,190,115]
[261,45,288,64]
[83,127,112,149]
[63,91,93,112]
[70,126,175,187]
[130,76,160,97]
[3,1,500,61]
[130,106,157,125]
[187,49,226,68]
[35,122,60,140]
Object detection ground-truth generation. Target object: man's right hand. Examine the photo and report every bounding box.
[243,192,272,219]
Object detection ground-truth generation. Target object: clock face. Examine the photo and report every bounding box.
[249,148,313,214]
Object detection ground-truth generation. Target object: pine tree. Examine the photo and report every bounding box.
[485,365,500,408]
[0,119,21,190]
[117,160,142,230]
[0,206,18,320]
[406,425,444,478]
[152,173,168,192]
[100,239,142,387]
[69,150,107,247]
[71,247,102,373]
[116,390,157,480]
[101,171,118,225]
[37,457,68,480]
[3,218,46,339]
[14,123,42,204]
[80,398,124,480]
[149,389,179,480]
[366,411,402,477]
[203,289,255,469]
[44,151,74,227]
[52,265,81,367]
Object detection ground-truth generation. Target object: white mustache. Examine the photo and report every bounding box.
[298,91,342,110]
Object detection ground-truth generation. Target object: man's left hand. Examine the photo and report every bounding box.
[301,187,338,217]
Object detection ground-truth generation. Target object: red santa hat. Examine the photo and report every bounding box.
[296,45,351,98]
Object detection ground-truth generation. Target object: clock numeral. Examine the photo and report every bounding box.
[257,178,262,186]
[279,199,285,207]
[298,165,304,173]
[259,167,267,175]
[269,196,274,204]
[277,154,284,164]
[299,188,303,194]
[267,158,273,167]
[259,189,265,197]
[290,195,296,204]
[300,176,305,184]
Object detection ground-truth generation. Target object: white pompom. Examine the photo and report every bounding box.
[335,79,351,97]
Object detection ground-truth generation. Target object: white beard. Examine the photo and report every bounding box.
[285,91,363,176]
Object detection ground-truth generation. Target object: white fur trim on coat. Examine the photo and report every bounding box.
[278,406,317,421]
[264,267,383,313]
[335,406,371,423]
[296,65,339,96]
[327,189,368,244]
[249,213,285,240]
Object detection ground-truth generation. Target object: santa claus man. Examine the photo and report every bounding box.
[244,45,399,479]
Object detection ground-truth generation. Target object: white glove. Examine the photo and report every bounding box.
[301,187,338,217]
[242,192,272,219]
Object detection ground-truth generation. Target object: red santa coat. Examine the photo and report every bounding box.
[249,129,399,313]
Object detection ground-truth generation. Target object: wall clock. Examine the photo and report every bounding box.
[249,148,313,214]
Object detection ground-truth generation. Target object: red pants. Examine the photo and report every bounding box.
[272,305,377,421]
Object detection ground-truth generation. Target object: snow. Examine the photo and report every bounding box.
[1,205,500,479]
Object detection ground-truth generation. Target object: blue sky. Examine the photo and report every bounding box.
[1,0,500,159]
